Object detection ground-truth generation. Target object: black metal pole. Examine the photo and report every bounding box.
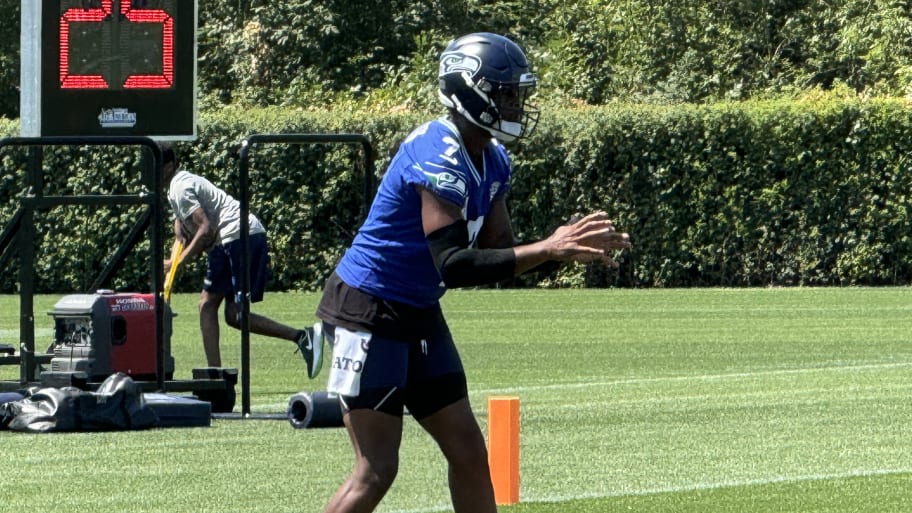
[144,144,165,391]
[19,146,41,383]
[238,139,252,417]
[235,133,375,417]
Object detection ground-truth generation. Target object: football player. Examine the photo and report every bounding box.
[315,33,631,513]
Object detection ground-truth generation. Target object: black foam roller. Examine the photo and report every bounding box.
[287,391,344,429]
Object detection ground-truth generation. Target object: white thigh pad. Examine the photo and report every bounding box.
[327,327,372,396]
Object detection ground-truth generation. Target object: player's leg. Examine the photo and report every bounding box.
[198,289,224,367]
[200,246,232,367]
[324,408,403,513]
[323,325,411,512]
[418,398,495,513]
[406,315,496,513]
[223,300,297,340]
[221,233,321,375]
[222,233,298,341]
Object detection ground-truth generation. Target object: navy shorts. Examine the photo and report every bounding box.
[204,232,269,303]
[325,322,468,420]
[317,272,468,419]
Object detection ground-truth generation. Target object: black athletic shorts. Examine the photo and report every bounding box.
[316,271,468,419]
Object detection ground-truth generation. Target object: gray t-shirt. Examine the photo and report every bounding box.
[168,169,265,245]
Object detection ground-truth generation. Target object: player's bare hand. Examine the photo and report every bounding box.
[545,212,631,265]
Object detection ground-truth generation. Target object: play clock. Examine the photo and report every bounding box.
[20,0,197,140]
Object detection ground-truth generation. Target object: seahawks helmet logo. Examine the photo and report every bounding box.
[439,52,481,77]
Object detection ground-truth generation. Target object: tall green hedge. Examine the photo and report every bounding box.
[2,95,912,293]
[510,96,912,287]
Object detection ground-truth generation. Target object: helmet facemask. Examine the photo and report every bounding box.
[481,78,539,142]
[439,73,539,143]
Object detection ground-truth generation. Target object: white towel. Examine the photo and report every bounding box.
[327,327,372,396]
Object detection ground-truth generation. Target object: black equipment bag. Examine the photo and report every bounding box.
[0,372,157,432]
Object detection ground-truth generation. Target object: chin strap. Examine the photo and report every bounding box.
[442,91,519,143]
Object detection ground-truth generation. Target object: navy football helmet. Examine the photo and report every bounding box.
[438,33,539,142]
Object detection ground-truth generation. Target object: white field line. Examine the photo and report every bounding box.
[531,467,912,502]
[382,467,912,513]
[253,361,912,416]
[261,362,912,513]
[475,361,912,396]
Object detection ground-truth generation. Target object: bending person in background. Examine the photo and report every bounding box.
[314,33,631,513]
[160,143,322,378]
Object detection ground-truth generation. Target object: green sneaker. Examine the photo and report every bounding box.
[294,323,324,379]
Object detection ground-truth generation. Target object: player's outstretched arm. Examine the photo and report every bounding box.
[421,188,631,287]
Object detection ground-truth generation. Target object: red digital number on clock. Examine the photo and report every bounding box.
[59,0,174,89]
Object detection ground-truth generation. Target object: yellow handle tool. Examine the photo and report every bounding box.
[164,241,183,304]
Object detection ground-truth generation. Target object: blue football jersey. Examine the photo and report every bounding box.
[335,117,512,308]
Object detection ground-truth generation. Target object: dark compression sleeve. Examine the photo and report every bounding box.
[426,220,516,288]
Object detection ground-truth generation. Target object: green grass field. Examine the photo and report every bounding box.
[2,287,911,513]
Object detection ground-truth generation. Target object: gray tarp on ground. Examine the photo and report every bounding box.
[0,372,157,432]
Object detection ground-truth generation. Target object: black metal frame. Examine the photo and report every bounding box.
[0,136,166,389]
[236,133,375,416]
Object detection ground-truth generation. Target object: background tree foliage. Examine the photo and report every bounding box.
[3,1,912,292]
[2,0,912,118]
